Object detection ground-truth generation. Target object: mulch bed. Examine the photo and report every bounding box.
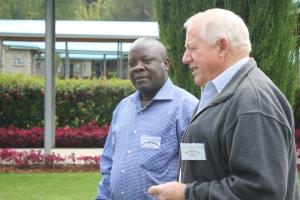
[0,164,98,173]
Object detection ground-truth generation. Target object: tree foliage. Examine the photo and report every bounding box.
[0,0,156,21]
[0,0,90,20]
[101,0,156,21]
[55,0,86,20]
[155,0,298,105]
[0,0,44,19]
[155,0,216,95]
[222,0,298,105]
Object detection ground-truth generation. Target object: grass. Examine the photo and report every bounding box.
[0,172,299,200]
[0,172,101,200]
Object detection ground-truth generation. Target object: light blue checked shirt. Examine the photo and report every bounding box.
[197,57,250,113]
[96,78,198,200]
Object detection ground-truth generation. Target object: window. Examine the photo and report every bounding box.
[13,54,24,67]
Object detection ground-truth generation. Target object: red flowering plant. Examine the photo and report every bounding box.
[0,149,64,168]
[55,121,109,147]
[77,155,100,165]
[0,149,100,169]
[0,121,109,148]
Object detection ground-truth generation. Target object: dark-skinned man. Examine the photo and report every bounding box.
[95,37,198,200]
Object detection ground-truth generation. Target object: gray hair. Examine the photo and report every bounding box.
[184,8,251,54]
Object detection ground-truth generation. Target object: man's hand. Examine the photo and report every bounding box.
[148,182,186,200]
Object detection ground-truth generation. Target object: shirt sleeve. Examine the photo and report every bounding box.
[185,113,295,200]
[95,127,114,200]
[177,98,197,142]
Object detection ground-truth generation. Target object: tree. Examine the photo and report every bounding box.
[55,0,86,20]
[223,0,298,106]
[0,0,44,19]
[0,0,155,21]
[155,0,217,95]
[102,0,156,21]
[84,0,102,20]
[0,0,103,20]
[155,0,298,105]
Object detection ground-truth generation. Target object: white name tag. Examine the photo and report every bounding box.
[180,143,206,160]
[140,135,161,150]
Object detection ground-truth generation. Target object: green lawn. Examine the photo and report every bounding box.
[0,172,101,200]
[0,172,299,200]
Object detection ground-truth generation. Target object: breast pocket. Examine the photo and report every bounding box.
[139,131,178,173]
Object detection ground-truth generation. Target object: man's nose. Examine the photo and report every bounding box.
[133,61,145,71]
[182,50,191,64]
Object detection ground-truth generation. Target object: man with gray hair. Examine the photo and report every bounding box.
[148,8,300,200]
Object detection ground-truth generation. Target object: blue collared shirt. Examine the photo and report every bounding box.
[96,78,198,200]
[197,57,249,113]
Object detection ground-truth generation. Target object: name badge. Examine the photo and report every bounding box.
[180,143,206,160]
[140,135,161,150]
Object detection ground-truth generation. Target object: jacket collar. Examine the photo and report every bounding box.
[190,58,257,122]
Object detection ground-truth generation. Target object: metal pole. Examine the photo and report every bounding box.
[117,42,121,78]
[65,41,70,79]
[103,54,107,80]
[119,42,123,79]
[0,39,3,72]
[44,0,56,155]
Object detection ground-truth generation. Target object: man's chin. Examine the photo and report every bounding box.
[194,79,203,87]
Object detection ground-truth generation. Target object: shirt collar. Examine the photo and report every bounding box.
[130,78,174,103]
[203,57,249,94]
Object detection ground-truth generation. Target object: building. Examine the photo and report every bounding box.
[0,20,159,79]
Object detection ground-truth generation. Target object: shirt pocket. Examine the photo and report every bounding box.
[139,130,178,173]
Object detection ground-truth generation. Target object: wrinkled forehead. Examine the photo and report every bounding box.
[185,24,202,44]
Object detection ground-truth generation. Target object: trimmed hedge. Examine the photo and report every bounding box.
[0,73,134,128]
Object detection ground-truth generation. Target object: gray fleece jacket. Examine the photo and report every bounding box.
[181,58,300,200]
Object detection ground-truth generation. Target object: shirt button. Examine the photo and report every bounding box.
[133,130,136,134]
[121,191,124,195]
[127,150,131,154]
[121,170,125,173]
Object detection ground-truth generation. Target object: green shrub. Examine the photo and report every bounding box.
[0,73,134,128]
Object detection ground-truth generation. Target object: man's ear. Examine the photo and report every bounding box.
[217,38,230,57]
[164,57,170,71]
